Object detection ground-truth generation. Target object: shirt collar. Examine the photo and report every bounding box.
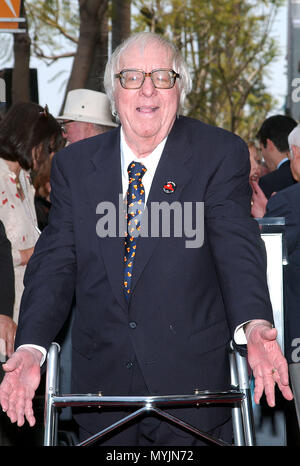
[277,157,289,169]
[120,127,167,179]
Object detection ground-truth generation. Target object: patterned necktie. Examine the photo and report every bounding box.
[123,161,147,300]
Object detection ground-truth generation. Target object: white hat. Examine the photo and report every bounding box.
[57,89,118,127]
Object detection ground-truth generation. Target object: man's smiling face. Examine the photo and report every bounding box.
[114,40,180,150]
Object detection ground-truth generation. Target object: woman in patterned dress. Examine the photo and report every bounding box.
[0,102,65,324]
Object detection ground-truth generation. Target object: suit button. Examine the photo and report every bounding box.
[126,361,134,369]
[129,321,137,329]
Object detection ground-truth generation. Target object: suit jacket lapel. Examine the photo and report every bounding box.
[84,119,194,307]
[84,129,128,311]
[130,118,193,294]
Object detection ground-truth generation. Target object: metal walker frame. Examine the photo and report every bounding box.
[43,341,255,446]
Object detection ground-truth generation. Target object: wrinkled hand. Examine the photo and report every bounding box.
[0,348,42,427]
[0,315,17,359]
[250,180,268,218]
[246,320,293,407]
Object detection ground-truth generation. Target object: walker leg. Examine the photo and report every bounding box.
[234,349,256,446]
[44,343,60,446]
[229,350,245,446]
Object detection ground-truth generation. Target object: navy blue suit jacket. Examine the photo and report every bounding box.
[259,160,296,199]
[16,117,273,434]
[265,183,300,364]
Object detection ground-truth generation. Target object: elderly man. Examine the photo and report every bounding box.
[0,32,293,446]
[57,89,118,144]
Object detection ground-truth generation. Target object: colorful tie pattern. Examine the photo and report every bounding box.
[123,161,147,300]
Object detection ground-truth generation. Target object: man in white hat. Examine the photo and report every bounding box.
[57,89,118,144]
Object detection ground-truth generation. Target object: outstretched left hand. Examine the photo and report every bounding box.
[246,320,294,407]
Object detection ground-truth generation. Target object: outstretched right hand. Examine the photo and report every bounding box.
[0,348,42,427]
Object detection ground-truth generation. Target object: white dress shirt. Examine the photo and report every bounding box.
[120,127,167,203]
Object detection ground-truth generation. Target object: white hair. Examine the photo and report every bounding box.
[104,32,192,119]
[288,123,300,159]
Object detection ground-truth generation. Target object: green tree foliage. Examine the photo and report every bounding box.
[133,0,285,140]
[24,0,130,105]
[25,0,79,62]
[22,0,284,140]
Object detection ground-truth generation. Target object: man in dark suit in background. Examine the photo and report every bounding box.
[266,125,300,431]
[0,32,293,446]
[257,115,297,199]
[263,124,300,364]
[57,89,118,145]
[251,123,300,439]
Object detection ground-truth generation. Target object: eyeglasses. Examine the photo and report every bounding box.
[59,120,74,133]
[114,69,180,89]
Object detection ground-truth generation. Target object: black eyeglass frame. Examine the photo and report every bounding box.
[114,68,181,89]
[59,120,74,132]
